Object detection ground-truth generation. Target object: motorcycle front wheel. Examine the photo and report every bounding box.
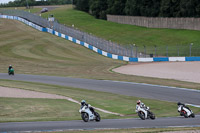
[95,112,101,122]
[138,111,145,120]
[183,112,188,118]
[81,113,89,122]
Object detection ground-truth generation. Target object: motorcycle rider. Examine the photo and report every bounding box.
[8,65,13,72]
[135,100,155,120]
[81,100,95,114]
[177,102,191,114]
[136,100,148,112]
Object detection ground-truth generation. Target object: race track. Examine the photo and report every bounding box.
[0,73,200,132]
[0,73,199,105]
[1,116,200,132]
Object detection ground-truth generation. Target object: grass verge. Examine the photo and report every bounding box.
[0,79,200,122]
[1,7,42,13]
[0,97,81,122]
[50,127,200,133]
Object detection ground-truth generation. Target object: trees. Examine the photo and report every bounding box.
[89,0,107,19]
[150,0,161,17]
[73,0,200,19]
[139,0,161,17]
[159,0,172,17]
[179,0,197,17]
[195,0,200,17]
[125,0,161,17]
[125,0,141,16]
[170,0,181,17]
[159,0,200,17]
[107,0,127,15]
[74,0,90,12]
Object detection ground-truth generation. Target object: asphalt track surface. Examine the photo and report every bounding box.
[0,73,200,132]
[0,73,200,105]
[1,116,200,132]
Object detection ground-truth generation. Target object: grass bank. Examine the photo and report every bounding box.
[0,79,200,122]
[0,97,81,122]
[41,5,200,47]
[1,6,41,13]
[0,19,200,90]
[50,127,200,133]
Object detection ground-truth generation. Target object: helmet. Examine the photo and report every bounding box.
[81,100,86,105]
[177,102,181,106]
[9,65,12,67]
[137,100,141,105]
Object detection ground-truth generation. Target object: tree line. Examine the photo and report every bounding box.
[0,0,72,7]
[73,0,200,19]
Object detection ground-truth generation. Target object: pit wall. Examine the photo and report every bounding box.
[1,15,200,62]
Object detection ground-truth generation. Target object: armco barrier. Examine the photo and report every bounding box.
[1,15,200,62]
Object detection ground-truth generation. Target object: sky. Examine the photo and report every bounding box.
[0,0,41,4]
[0,0,15,4]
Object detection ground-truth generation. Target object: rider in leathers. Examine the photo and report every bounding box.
[135,100,148,112]
[8,65,13,73]
[81,100,95,114]
[177,102,191,115]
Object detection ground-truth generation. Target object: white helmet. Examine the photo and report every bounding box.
[137,100,141,105]
[81,100,86,105]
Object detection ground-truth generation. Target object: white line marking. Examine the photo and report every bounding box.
[186,103,200,108]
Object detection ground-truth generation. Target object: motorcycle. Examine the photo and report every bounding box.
[136,106,155,120]
[178,105,195,118]
[8,68,14,75]
[79,105,101,122]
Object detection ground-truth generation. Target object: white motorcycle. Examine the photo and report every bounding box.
[79,105,101,122]
[136,106,155,120]
[178,105,195,118]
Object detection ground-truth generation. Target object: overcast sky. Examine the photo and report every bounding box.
[0,0,42,4]
[0,0,15,4]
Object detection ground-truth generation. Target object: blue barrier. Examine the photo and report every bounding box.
[185,57,200,61]
[153,57,169,62]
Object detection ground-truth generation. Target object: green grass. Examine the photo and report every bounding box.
[0,98,80,122]
[1,18,200,90]
[41,5,200,47]
[0,79,200,122]
[0,7,41,13]
[0,18,123,77]
[24,8,41,13]
[51,127,200,133]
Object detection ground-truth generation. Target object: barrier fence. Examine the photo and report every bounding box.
[0,9,200,58]
[107,15,200,31]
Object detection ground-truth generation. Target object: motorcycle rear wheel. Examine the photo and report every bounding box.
[149,112,156,120]
[191,113,195,118]
[95,112,101,122]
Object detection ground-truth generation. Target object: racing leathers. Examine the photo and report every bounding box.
[135,102,148,113]
[81,103,95,114]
